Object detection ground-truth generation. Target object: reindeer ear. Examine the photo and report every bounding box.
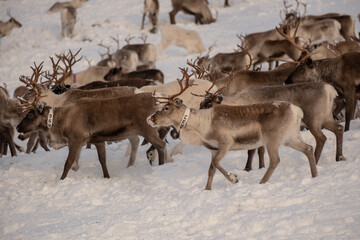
[305,58,313,68]
[215,95,223,104]
[36,101,47,114]
[174,98,183,107]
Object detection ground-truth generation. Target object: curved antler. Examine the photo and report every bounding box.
[154,67,195,104]
[275,21,315,63]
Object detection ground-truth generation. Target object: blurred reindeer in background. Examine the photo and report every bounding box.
[47,0,88,38]
[141,0,159,33]
[0,9,22,38]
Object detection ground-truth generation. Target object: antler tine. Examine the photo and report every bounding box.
[125,35,135,45]
[110,35,121,50]
[98,41,112,59]
[42,56,61,86]
[139,34,148,44]
[154,67,195,104]
[214,68,234,94]
[61,48,82,77]
[237,44,254,70]
[19,61,46,112]
[187,59,206,79]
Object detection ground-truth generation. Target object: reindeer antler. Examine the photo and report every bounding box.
[125,35,135,45]
[139,34,148,44]
[154,68,195,104]
[19,62,45,112]
[275,22,314,63]
[191,66,234,98]
[237,44,254,70]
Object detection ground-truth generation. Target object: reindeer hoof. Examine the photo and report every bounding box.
[337,155,346,162]
[244,167,252,172]
[228,172,238,184]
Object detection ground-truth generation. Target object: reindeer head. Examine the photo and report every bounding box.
[6,9,22,28]
[148,67,195,130]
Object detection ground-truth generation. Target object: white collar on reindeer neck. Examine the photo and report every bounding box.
[179,108,191,130]
[47,108,54,129]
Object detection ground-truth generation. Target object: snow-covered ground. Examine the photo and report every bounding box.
[1,0,360,239]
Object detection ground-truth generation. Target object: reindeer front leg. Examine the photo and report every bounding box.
[204,144,237,190]
[60,143,82,180]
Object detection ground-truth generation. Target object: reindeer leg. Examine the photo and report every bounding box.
[60,143,82,180]
[169,9,179,24]
[170,141,185,156]
[307,125,327,164]
[39,131,50,152]
[323,121,345,162]
[26,131,38,154]
[94,142,110,178]
[244,149,255,171]
[3,128,16,157]
[258,146,265,169]
[126,135,140,167]
[285,136,318,179]
[260,144,280,184]
[344,93,356,131]
[205,144,237,190]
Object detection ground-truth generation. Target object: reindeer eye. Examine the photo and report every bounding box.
[27,112,34,119]
[164,106,170,111]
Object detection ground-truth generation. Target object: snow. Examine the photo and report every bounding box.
[1,0,360,239]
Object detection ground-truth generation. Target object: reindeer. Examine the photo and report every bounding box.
[253,37,306,70]
[97,37,139,72]
[104,67,164,83]
[169,0,216,24]
[0,85,25,157]
[147,69,318,190]
[0,9,22,38]
[308,40,360,61]
[48,0,88,10]
[197,44,251,73]
[47,4,77,38]
[208,62,298,96]
[17,92,167,180]
[13,86,50,154]
[77,78,157,90]
[198,82,345,166]
[141,0,159,33]
[158,25,206,58]
[122,35,157,68]
[276,21,360,131]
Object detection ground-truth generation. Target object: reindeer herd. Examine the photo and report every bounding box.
[1,0,360,190]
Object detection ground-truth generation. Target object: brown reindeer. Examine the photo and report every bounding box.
[169,0,216,24]
[17,92,167,180]
[103,67,164,83]
[147,69,317,190]
[276,23,360,131]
